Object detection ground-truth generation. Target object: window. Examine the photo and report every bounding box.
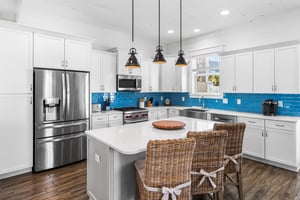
[190,54,221,96]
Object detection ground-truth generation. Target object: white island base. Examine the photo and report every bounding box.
[86,117,216,200]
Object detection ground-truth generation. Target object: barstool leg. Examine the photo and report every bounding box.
[236,171,243,200]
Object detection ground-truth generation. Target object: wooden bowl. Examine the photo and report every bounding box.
[152,120,185,130]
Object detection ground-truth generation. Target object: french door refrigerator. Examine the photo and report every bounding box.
[33,68,90,172]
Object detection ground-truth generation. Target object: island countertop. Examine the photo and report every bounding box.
[86,116,216,155]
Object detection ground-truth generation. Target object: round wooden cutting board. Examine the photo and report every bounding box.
[152,120,185,130]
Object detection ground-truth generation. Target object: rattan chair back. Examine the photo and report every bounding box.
[187,130,228,195]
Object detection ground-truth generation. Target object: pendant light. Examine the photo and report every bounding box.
[126,0,140,68]
[175,0,187,67]
[153,0,166,64]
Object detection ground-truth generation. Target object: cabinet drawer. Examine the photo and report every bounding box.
[149,111,158,115]
[92,115,108,123]
[158,110,167,115]
[109,114,122,121]
[238,117,264,127]
[168,109,179,115]
[265,120,296,132]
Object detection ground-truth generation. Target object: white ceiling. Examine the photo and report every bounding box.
[1,0,300,43]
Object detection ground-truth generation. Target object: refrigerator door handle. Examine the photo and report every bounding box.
[62,73,66,116]
[66,73,70,116]
[38,121,88,130]
[37,133,86,143]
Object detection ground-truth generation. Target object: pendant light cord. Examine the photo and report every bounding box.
[158,0,161,46]
[180,0,182,51]
[132,0,134,44]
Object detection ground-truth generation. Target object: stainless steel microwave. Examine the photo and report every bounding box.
[117,75,142,91]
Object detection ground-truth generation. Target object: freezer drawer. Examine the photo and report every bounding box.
[34,132,86,172]
[35,119,89,138]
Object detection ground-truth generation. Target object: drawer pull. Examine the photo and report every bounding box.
[275,124,284,127]
[248,121,256,124]
[97,118,105,120]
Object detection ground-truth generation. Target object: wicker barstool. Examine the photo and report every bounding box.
[213,123,246,200]
[187,130,228,200]
[135,138,196,200]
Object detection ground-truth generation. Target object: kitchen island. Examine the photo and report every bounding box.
[86,116,216,200]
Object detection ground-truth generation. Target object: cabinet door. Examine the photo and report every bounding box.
[220,55,235,92]
[148,111,158,120]
[235,52,253,93]
[157,109,167,119]
[101,53,117,92]
[141,59,150,92]
[275,46,299,93]
[253,49,275,93]
[149,63,160,92]
[168,109,180,118]
[175,65,188,92]
[65,39,91,71]
[0,95,33,174]
[265,128,296,166]
[91,51,102,92]
[34,33,65,69]
[160,58,176,92]
[0,28,33,94]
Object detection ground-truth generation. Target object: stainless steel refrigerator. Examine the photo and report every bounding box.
[33,68,90,172]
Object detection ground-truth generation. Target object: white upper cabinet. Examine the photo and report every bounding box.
[141,58,160,92]
[253,49,275,93]
[160,58,176,92]
[235,52,253,92]
[275,45,299,93]
[91,50,117,92]
[220,52,253,93]
[254,45,299,93]
[34,34,65,69]
[34,33,91,71]
[0,27,33,94]
[65,39,91,71]
[220,55,235,92]
[116,48,141,75]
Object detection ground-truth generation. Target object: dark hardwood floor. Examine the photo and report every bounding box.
[1,159,300,200]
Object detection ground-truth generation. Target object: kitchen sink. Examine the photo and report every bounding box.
[179,108,208,120]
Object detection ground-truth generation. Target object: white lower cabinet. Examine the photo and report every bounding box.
[239,116,299,171]
[239,117,264,159]
[157,109,167,119]
[0,95,33,177]
[148,108,168,120]
[265,120,296,167]
[168,108,180,118]
[91,112,122,129]
[148,110,158,121]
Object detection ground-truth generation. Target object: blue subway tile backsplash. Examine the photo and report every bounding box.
[92,92,300,117]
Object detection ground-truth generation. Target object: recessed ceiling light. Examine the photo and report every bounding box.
[220,10,230,16]
[193,28,200,33]
[168,30,174,34]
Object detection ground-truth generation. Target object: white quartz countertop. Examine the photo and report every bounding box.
[86,116,216,155]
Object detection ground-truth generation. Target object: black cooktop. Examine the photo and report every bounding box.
[114,107,146,111]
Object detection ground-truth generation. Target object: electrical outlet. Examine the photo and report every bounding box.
[223,98,228,104]
[237,99,241,105]
[278,101,283,107]
[161,96,163,101]
[182,97,185,101]
[95,153,101,164]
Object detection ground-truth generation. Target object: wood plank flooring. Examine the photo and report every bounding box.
[0,159,300,200]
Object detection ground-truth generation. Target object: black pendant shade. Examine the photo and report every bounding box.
[176,50,187,66]
[126,48,140,68]
[153,45,166,64]
[175,0,187,67]
[153,0,166,64]
[126,0,141,68]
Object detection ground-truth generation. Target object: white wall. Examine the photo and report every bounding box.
[18,6,156,57]
[166,9,300,55]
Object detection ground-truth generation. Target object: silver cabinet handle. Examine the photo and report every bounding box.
[30,84,33,91]
[65,60,68,68]
[275,124,284,127]
[61,60,65,67]
[30,97,33,104]
[248,121,256,124]
[265,130,268,137]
